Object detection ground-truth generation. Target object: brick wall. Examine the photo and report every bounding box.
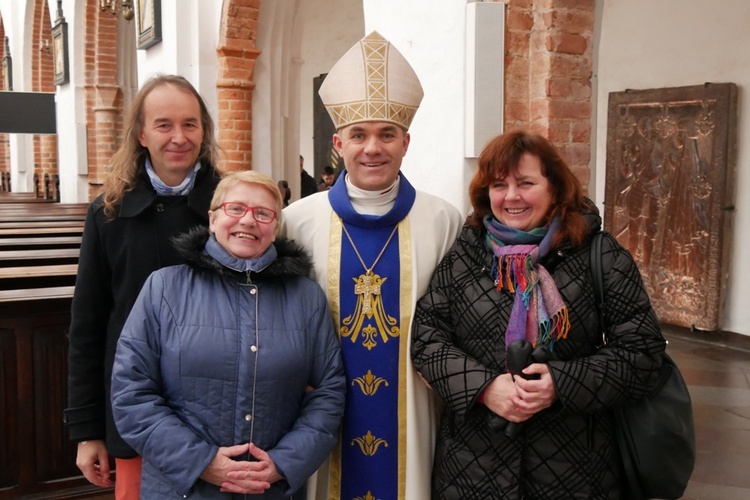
[504,0,594,192]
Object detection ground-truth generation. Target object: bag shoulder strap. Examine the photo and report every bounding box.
[591,232,677,389]
[590,231,606,341]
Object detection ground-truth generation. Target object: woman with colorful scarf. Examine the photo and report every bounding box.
[411,131,666,498]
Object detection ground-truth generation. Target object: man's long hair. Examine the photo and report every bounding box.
[101,75,221,219]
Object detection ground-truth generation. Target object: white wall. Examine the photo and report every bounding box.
[363,0,475,215]
[137,0,222,106]
[252,0,302,186]
[55,0,93,202]
[297,0,364,181]
[1,0,34,193]
[252,0,364,200]
[595,0,750,336]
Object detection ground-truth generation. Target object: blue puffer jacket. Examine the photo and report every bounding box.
[111,228,346,499]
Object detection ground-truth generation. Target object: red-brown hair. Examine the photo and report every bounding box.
[468,131,590,248]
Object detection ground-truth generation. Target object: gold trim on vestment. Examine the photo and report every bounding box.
[397,218,412,500]
[327,212,343,498]
[326,214,413,500]
[327,213,343,328]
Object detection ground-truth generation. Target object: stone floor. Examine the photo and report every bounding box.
[664,326,750,500]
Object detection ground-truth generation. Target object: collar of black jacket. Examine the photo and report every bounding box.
[117,162,218,219]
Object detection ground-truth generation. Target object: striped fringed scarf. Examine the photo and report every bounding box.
[484,216,570,350]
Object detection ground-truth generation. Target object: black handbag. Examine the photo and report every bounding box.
[590,231,696,500]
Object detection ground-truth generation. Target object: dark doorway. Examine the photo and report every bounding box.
[312,74,339,182]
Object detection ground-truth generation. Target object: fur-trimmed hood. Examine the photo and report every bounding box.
[172,226,313,281]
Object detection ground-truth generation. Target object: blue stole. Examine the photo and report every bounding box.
[326,173,416,500]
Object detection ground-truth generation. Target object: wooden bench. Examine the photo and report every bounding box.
[0,235,83,250]
[0,220,84,228]
[0,201,86,494]
[0,226,84,236]
[0,264,78,278]
[0,248,80,267]
[0,192,55,203]
[0,203,83,292]
[0,171,62,201]
[0,215,85,224]
[1,205,86,213]
[0,285,75,303]
[0,171,9,192]
[0,203,86,242]
[0,191,38,199]
[0,264,78,290]
[0,207,88,222]
[0,201,87,212]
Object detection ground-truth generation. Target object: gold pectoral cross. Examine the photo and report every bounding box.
[354,271,384,316]
[339,220,400,346]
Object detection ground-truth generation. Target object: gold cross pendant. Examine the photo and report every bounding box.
[353,271,384,315]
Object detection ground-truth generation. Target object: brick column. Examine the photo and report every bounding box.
[216,46,260,172]
[217,0,262,172]
[91,84,121,183]
[504,0,595,191]
[31,0,57,194]
[84,7,122,199]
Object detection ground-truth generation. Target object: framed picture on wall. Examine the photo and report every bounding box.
[135,0,162,50]
[52,15,69,85]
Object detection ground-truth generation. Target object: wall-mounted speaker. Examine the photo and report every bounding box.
[465,1,505,158]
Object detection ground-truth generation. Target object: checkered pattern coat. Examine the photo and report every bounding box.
[411,214,666,499]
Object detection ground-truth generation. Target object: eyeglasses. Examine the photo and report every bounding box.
[219,202,277,223]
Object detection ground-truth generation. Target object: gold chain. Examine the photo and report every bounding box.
[341,222,399,274]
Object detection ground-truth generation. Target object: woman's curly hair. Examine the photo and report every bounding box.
[468,130,590,248]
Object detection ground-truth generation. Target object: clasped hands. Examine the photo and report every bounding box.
[482,363,556,423]
[200,442,282,495]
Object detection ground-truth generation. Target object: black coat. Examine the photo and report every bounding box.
[64,164,220,458]
[411,211,666,499]
[300,169,318,198]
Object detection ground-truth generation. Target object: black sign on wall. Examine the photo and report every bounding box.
[0,91,57,134]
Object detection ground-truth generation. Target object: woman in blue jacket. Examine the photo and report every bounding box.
[111,170,346,498]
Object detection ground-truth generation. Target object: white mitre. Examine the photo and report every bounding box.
[318,31,424,131]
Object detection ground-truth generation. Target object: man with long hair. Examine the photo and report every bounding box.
[63,74,221,499]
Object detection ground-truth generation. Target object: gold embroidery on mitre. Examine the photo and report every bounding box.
[325,101,418,130]
[351,430,389,456]
[352,369,389,396]
[340,272,399,348]
[319,31,423,130]
[362,36,387,107]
